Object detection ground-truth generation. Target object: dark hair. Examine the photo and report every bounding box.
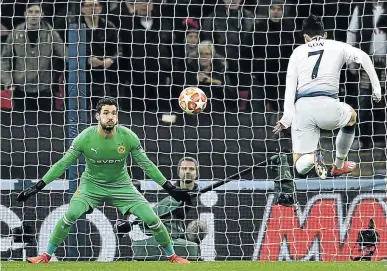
[177,156,199,176]
[81,0,105,6]
[96,97,118,113]
[26,0,42,10]
[302,14,324,37]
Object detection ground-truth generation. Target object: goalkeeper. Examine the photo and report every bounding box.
[17,98,191,264]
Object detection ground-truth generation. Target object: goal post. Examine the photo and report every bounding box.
[66,1,88,258]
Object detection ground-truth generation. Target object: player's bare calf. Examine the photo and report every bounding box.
[27,253,51,264]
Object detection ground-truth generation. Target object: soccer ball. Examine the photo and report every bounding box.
[179,87,207,115]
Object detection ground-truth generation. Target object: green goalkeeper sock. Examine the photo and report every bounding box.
[131,203,175,257]
[149,220,175,257]
[46,242,58,256]
[46,199,88,254]
[161,243,175,257]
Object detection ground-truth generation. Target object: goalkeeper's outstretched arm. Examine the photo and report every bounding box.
[130,134,191,204]
[131,144,168,186]
[41,150,80,184]
[17,139,82,202]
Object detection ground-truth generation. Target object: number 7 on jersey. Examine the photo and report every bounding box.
[308,50,324,79]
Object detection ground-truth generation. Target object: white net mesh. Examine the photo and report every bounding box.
[1,0,386,262]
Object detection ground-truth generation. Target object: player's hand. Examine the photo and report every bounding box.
[88,57,104,68]
[162,181,192,204]
[372,89,382,103]
[104,58,113,69]
[273,121,287,135]
[198,72,209,83]
[17,180,46,202]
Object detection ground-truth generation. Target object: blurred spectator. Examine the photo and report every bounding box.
[174,18,200,70]
[291,0,351,43]
[254,0,295,20]
[0,1,66,112]
[160,0,218,23]
[346,1,387,149]
[201,0,255,109]
[108,0,134,93]
[1,23,10,45]
[175,156,200,191]
[323,1,351,42]
[1,23,10,37]
[184,41,236,112]
[109,0,173,112]
[81,0,122,110]
[252,0,295,114]
[172,18,200,109]
[116,156,207,261]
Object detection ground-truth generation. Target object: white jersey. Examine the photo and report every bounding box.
[291,37,360,99]
[280,37,381,128]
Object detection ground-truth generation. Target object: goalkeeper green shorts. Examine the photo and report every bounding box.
[71,180,148,215]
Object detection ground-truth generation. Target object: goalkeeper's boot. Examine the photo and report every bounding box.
[169,254,190,264]
[27,253,51,264]
[331,161,357,177]
[314,150,328,179]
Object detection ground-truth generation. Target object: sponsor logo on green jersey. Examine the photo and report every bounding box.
[88,158,126,164]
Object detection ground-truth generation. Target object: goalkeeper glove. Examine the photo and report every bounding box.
[162,181,192,205]
[17,180,46,202]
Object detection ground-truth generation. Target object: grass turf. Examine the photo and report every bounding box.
[2,261,387,271]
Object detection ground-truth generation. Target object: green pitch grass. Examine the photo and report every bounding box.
[2,261,387,271]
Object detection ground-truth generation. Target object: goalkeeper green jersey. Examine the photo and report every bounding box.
[42,125,167,187]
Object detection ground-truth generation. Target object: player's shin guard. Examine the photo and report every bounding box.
[270,154,297,207]
[48,216,74,250]
[47,200,87,253]
[148,219,175,257]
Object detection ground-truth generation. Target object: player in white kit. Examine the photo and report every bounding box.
[274,15,382,179]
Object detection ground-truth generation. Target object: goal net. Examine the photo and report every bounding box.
[1,0,386,262]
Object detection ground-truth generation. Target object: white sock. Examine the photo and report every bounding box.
[335,126,355,169]
[334,157,345,169]
[295,153,315,175]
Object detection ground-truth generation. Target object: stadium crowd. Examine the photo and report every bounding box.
[1,0,386,148]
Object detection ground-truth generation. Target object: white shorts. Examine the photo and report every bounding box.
[291,96,353,154]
